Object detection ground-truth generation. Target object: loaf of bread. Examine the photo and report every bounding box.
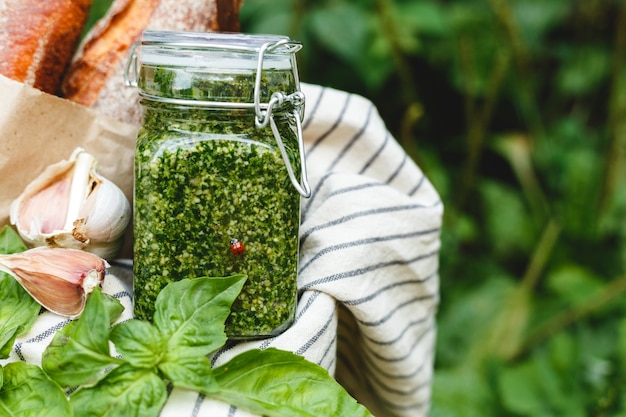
[0,0,93,95]
[61,0,244,124]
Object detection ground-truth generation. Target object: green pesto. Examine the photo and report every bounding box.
[139,64,298,104]
[134,68,301,339]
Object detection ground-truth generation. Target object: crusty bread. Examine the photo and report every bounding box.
[0,0,93,95]
[61,0,244,125]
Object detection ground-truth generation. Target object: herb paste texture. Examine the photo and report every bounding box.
[134,67,301,338]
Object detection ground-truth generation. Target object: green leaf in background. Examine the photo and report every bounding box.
[357,31,397,91]
[532,117,605,238]
[618,318,626,371]
[556,45,611,97]
[394,2,448,38]
[497,349,587,417]
[547,332,577,376]
[544,333,587,415]
[444,1,506,97]
[0,227,39,359]
[479,179,535,256]
[429,367,493,417]
[547,265,604,308]
[239,0,292,36]
[0,362,72,417]
[555,146,604,237]
[70,364,167,417]
[481,285,532,361]
[497,361,548,416]
[436,274,516,367]
[511,0,570,52]
[308,3,372,64]
[42,287,123,388]
[153,275,247,356]
[213,348,373,417]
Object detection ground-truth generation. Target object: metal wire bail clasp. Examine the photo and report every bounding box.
[254,40,311,198]
[124,41,140,87]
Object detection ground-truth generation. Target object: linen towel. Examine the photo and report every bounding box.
[1,83,442,417]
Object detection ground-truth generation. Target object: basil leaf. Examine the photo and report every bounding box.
[110,320,164,369]
[0,226,27,255]
[0,403,12,417]
[101,293,125,325]
[0,366,7,417]
[0,274,40,360]
[212,348,374,417]
[153,275,247,356]
[70,364,167,417]
[158,350,219,394]
[42,287,123,388]
[0,362,72,417]
[0,227,39,359]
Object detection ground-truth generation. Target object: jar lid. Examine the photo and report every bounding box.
[141,31,301,52]
[138,31,302,70]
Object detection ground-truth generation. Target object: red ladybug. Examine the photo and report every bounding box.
[230,238,245,256]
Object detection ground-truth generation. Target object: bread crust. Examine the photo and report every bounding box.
[0,0,93,95]
[60,0,161,107]
[61,0,243,124]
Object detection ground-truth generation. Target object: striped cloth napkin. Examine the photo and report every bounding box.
[3,83,442,417]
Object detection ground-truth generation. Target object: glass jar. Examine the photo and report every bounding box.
[126,31,310,339]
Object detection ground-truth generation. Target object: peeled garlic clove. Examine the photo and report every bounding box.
[0,247,108,318]
[10,148,131,260]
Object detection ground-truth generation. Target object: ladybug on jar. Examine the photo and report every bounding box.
[230,238,245,256]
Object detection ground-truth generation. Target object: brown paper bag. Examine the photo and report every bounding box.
[0,75,138,256]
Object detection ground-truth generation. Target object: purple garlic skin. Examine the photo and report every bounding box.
[10,148,131,260]
[0,247,109,318]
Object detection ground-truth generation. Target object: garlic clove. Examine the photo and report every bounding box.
[10,156,75,246]
[74,176,132,243]
[0,247,108,318]
[10,148,131,260]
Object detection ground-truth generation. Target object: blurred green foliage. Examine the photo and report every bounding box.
[84,0,626,415]
[240,0,626,415]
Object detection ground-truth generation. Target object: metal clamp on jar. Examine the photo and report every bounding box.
[126,31,309,339]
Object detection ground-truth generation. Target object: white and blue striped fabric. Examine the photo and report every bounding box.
[3,83,442,417]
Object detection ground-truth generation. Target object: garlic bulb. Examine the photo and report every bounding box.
[0,247,108,318]
[10,148,131,260]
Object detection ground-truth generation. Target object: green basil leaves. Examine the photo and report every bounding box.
[0,226,40,360]
[0,226,373,416]
[0,362,72,417]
